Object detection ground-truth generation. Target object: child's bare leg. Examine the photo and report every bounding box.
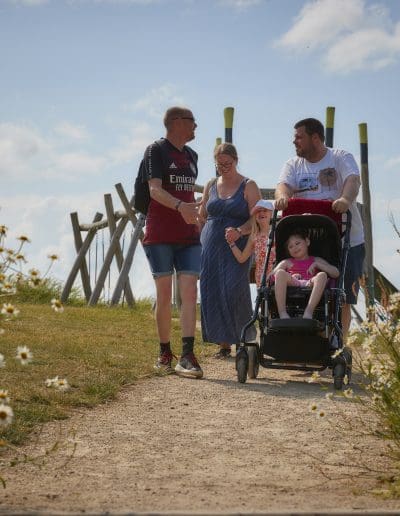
[303,272,328,319]
[274,269,292,319]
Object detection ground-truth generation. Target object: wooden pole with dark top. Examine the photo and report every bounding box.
[359,122,375,310]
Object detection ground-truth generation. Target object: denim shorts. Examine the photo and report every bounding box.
[344,243,365,304]
[143,243,201,278]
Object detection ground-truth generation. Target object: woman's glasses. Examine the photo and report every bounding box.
[216,160,234,169]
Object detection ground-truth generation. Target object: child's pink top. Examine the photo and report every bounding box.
[254,234,275,287]
[287,256,316,280]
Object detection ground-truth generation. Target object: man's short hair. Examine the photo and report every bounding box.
[164,107,191,129]
[294,118,325,142]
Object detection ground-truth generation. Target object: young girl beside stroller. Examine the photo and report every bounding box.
[273,228,339,320]
[227,199,275,288]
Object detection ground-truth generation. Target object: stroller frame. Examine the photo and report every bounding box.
[236,198,353,390]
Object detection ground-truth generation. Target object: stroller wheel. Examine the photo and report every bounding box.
[247,346,259,379]
[333,362,345,390]
[236,351,248,384]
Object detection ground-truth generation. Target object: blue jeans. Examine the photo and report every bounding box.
[143,243,201,278]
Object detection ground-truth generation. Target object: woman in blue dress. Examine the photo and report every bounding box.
[199,143,261,358]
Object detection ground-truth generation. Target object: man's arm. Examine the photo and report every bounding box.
[275,182,294,211]
[332,175,361,214]
[149,178,201,225]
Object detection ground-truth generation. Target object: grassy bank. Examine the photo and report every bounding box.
[0,301,206,445]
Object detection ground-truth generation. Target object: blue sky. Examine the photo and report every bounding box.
[1,0,400,301]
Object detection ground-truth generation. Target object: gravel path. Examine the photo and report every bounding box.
[1,355,400,514]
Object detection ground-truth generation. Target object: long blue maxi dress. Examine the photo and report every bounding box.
[200,179,255,344]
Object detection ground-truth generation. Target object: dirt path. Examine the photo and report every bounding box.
[1,356,400,514]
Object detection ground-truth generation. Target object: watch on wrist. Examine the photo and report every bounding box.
[175,200,182,211]
[236,227,242,235]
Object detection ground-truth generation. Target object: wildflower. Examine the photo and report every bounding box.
[51,298,64,313]
[331,349,342,359]
[309,403,318,412]
[0,226,7,235]
[0,404,14,427]
[1,282,16,295]
[17,235,31,243]
[0,354,5,367]
[29,269,40,278]
[0,390,10,404]
[29,277,41,287]
[325,392,334,401]
[343,388,354,399]
[307,371,321,383]
[343,374,349,385]
[318,411,326,418]
[15,253,27,263]
[0,273,5,282]
[55,378,69,392]
[45,376,59,388]
[47,253,59,261]
[16,345,33,365]
[1,303,20,317]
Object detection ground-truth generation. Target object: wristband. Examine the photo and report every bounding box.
[235,227,242,235]
[175,200,182,211]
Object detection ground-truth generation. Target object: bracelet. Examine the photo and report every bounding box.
[175,200,182,211]
[235,227,242,235]
[230,243,236,248]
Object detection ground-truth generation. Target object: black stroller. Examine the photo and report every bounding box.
[237,198,352,390]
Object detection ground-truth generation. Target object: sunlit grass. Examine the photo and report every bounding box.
[0,301,206,445]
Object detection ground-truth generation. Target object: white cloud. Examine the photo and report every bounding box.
[218,0,262,10]
[275,0,400,74]
[276,0,364,51]
[0,122,107,182]
[127,83,185,119]
[54,122,90,142]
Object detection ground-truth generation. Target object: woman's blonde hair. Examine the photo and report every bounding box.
[214,142,238,162]
[250,213,262,238]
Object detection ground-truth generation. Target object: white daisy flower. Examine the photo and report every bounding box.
[45,376,59,388]
[0,404,13,427]
[51,299,64,313]
[16,346,33,365]
[1,303,20,317]
[55,378,69,392]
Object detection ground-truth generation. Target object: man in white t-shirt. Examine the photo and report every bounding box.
[275,118,365,340]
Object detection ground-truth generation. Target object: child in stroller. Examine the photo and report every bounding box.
[236,198,352,390]
[273,227,339,320]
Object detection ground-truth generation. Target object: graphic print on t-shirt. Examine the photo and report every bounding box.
[319,167,338,194]
[167,150,196,193]
[296,175,319,193]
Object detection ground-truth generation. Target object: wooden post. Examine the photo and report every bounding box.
[111,213,146,305]
[325,106,335,148]
[88,210,131,306]
[224,107,234,143]
[61,211,103,303]
[359,122,375,310]
[110,183,145,305]
[70,212,92,301]
[104,193,135,307]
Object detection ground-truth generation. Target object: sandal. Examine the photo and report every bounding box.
[213,348,232,359]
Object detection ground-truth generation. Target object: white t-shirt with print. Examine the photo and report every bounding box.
[279,147,364,247]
